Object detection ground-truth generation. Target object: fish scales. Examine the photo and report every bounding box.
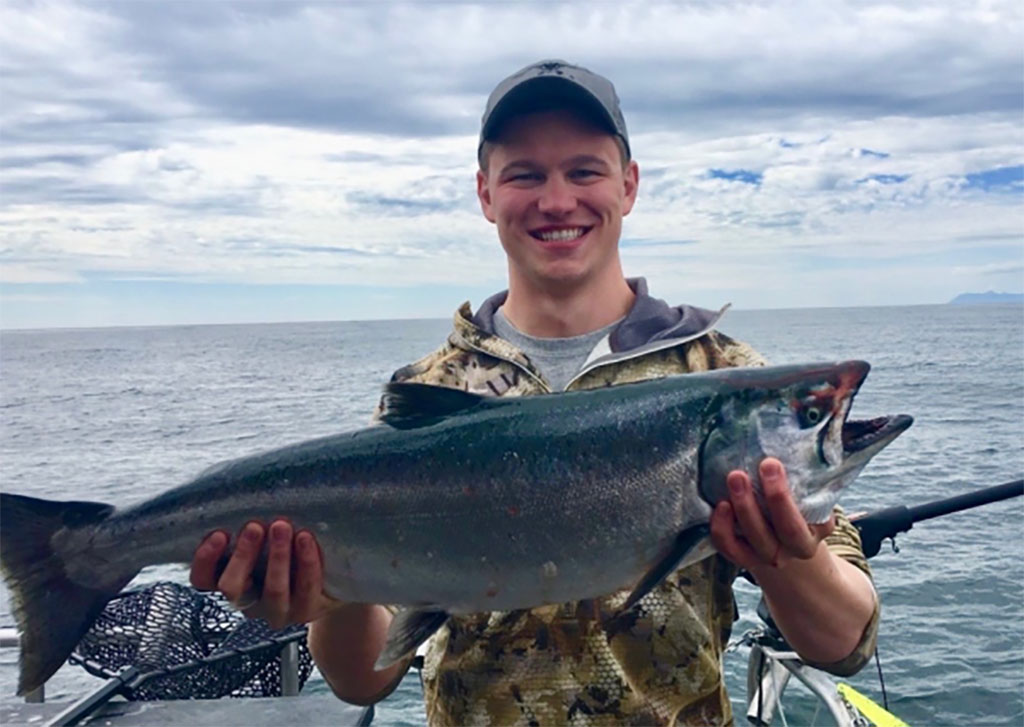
[68,378,713,611]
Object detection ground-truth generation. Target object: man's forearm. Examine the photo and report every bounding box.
[752,543,877,664]
[308,603,409,705]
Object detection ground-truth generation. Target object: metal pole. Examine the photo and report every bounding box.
[280,641,300,697]
[45,668,139,727]
[778,659,856,726]
[0,629,19,648]
[746,644,792,726]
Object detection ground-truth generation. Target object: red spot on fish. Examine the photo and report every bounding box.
[463,486,475,497]
[485,585,499,598]
[506,506,520,517]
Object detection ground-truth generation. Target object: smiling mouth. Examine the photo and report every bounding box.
[530,226,591,242]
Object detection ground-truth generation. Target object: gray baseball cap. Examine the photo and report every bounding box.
[479,59,630,163]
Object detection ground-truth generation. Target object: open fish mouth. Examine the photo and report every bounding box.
[842,415,914,455]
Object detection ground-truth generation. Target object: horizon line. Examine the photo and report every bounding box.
[4,299,1022,334]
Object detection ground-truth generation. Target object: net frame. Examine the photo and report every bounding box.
[69,582,313,700]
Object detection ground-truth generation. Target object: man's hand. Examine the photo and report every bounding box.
[190,520,344,629]
[709,456,878,668]
[192,523,409,703]
[709,457,835,573]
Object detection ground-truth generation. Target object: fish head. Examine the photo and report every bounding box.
[698,360,912,523]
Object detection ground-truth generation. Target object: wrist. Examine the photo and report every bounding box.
[754,546,877,664]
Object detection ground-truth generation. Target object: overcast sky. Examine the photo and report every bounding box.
[1,0,1021,329]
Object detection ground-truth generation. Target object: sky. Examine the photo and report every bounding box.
[1,0,1022,329]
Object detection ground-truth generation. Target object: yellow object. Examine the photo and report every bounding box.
[837,683,909,727]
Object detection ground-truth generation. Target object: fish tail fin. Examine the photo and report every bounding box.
[0,492,135,695]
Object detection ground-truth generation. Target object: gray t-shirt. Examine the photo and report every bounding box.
[493,307,621,391]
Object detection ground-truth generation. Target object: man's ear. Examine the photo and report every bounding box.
[477,170,496,223]
[622,160,639,217]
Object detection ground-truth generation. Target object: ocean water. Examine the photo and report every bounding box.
[1,304,1022,726]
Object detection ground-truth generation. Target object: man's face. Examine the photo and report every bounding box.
[477,110,639,293]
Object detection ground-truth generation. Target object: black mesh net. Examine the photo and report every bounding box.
[69,582,313,700]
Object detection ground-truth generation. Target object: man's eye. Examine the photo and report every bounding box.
[508,173,541,182]
[571,169,599,180]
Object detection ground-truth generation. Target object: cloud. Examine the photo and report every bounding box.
[5,1,1021,144]
[0,0,1021,327]
[0,264,83,284]
[323,151,392,164]
[0,153,100,169]
[951,261,1024,277]
[620,239,698,249]
[858,174,909,184]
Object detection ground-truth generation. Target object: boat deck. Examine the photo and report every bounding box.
[1,693,373,726]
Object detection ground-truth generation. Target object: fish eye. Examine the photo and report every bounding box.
[799,405,826,428]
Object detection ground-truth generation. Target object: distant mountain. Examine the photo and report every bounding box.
[949,291,1024,305]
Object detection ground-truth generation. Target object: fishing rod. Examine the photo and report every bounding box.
[852,478,1024,559]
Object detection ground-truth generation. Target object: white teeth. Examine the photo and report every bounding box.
[537,228,585,242]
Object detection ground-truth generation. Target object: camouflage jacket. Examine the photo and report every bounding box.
[384,280,880,726]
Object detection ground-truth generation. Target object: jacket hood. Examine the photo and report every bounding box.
[469,278,727,354]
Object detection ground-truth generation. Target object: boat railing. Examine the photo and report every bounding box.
[731,624,875,727]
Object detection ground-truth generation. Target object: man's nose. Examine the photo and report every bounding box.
[537,176,577,215]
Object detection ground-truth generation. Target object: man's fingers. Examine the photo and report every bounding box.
[218,521,264,603]
[292,530,324,622]
[190,531,229,590]
[717,460,830,571]
[262,520,294,629]
[710,501,759,569]
[760,459,820,559]
[726,470,779,563]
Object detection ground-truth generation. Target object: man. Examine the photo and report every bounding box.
[191,60,879,725]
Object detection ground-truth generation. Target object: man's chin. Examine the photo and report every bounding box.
[527,264,593,291]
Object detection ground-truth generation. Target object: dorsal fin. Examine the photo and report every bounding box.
[379,383,492,429]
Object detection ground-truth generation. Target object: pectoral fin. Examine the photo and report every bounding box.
[620,524,712,613]
[374,608,449,670]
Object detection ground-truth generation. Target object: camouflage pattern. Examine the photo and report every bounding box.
[386,302,879,726]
